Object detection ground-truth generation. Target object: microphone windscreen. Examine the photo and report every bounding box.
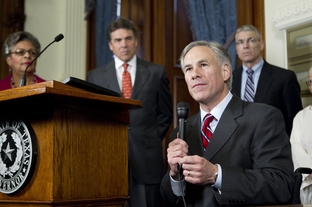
[54,34,64,42]
[177,102,190,119]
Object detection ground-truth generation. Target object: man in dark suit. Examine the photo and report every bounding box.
[232,24,302,136]
[86,18,173,207]
[160,40,294,206]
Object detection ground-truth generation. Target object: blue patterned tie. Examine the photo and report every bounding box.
[244,69,255,102]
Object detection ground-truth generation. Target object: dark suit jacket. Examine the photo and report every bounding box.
[87,58,173,184]
[160,95,294,207]
[232,60,302,136]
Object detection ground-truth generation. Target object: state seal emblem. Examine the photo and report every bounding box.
[0,117,37,194]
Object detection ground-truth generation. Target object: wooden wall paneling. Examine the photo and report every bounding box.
[0,0,25,79]
[152,0,166,64]
[121,0,147,61]
[253,0,265,59]
[236,0,254,27]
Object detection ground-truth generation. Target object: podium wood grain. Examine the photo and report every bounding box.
[0,81,141,207]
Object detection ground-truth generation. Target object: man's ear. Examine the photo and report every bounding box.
[222,64,231,81]
[259,40,264,51]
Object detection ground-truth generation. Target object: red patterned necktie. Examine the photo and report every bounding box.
[122,63,132,99]
[201,113,214,149]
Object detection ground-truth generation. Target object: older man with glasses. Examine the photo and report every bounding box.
[231,24,302,137]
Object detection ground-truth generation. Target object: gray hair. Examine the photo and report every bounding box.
[2,31,41,58]
[235,24,262,41]
[179,40,233,90]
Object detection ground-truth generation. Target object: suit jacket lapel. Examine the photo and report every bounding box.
[254,61,273,102]
[131,59,149,99]
[203,95,241,160]
[102,60,121,94]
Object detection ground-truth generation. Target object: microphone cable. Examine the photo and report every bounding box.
[178,166,187,207]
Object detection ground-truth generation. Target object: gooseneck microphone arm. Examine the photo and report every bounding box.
[19,34,64,87]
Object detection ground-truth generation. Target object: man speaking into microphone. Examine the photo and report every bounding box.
[160,41,294,206]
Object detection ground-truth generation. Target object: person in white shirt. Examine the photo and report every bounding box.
[290,66,312,204]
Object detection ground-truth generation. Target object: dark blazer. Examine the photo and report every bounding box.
[160,95,294,207]
[87,58,173,184]
[232,60,302,136]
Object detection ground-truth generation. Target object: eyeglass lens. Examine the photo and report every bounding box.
[306,79,312,86]
[11,49,38,57]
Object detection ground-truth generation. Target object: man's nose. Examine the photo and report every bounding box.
[191,67,201,79]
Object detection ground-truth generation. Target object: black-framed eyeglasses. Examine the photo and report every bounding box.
[11,49,38,57]
[236,37,259,46]
[306,79,312,86]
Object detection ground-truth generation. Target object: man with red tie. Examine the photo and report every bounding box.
[87,18,173,207]
[160,40,294,206]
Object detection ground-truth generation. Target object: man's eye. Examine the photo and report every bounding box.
[249,38,256,43]
[236,40,243,45]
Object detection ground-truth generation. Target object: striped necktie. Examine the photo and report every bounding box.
[244,69,255,102]
[201,113,214,150]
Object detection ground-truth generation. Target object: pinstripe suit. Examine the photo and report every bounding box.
[161,94,294,207]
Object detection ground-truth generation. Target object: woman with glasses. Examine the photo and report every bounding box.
[0,31,45,90]
[290,66,312,204]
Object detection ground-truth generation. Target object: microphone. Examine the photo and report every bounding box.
[177,102,190,198]
[19,33,64,87]
[177,102,190,140]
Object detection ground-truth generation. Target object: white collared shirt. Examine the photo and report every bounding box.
[114,55,137,91]
[240,58,264,100]
[200,91,233,132]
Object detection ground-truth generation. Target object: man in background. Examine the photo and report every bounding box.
[87,18,173,207]
[232,24,302,136]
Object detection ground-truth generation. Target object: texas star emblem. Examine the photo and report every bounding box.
[0,117,37,194]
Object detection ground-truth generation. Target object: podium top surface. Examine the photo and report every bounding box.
[0,80,142,111]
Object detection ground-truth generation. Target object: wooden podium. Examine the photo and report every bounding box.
[0,81,141,207]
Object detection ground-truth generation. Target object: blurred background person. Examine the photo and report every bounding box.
[232,24,302,137]
[290,66,312,204]
[1,31,45,90]
[87,18,173,207]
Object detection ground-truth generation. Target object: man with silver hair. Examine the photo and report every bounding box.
[232,24,302,137]
[161,40,294,206]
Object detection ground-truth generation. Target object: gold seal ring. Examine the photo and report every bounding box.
[187,171,191,176]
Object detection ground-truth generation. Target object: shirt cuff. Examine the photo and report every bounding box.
[170,174,186,196]
[212,164,222,189]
